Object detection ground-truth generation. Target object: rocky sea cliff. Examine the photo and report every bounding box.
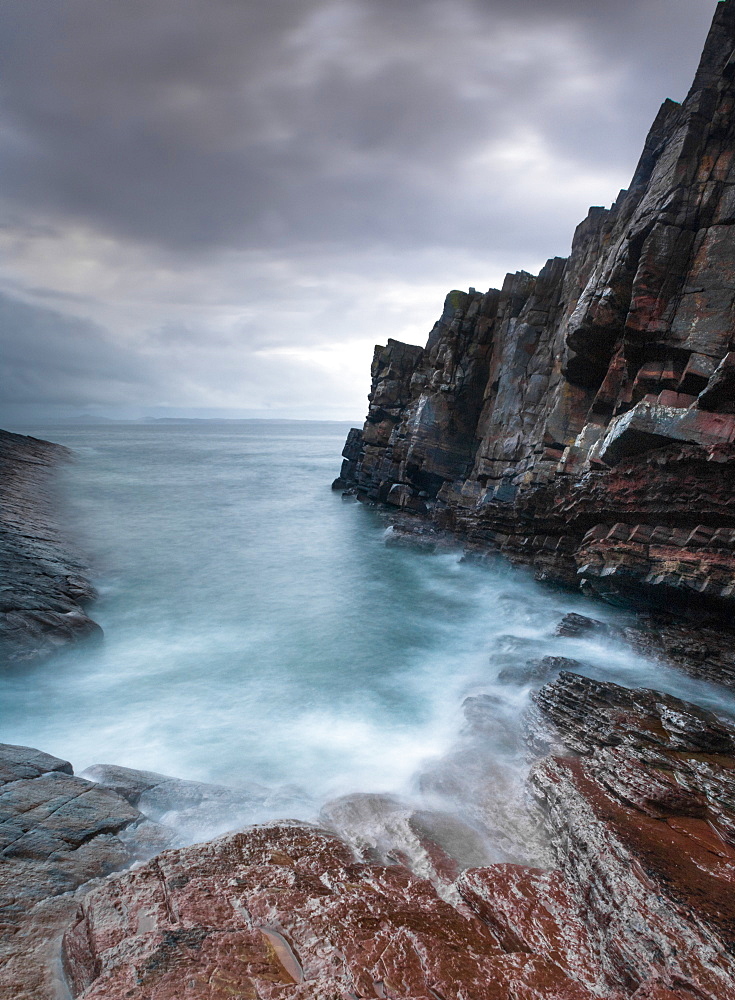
[336,0,735,640]
[3,3,735,998]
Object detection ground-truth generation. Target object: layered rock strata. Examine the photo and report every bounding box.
[336,0,735,625]
[519,671,735,998]
[0,428,100,663]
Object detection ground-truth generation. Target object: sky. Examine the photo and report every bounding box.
[0,0,721,425]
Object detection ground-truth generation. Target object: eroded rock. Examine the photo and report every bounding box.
[0,745,144,1000]
[523,672,735,998]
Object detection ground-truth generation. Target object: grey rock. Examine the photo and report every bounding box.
[598,399,735,465]
[81,761,277,842]
[554,613,612,639]
[497,655,584,686]
[0,743,73,785]
[0,429,101,664]
[0,744,142,925]
[698,351,735,412]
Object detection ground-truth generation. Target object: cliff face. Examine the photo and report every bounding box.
[338,0,735,619]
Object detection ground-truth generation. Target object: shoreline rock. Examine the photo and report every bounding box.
[5,658,735,998]
[3,3,735,997]
[0,428,101,664]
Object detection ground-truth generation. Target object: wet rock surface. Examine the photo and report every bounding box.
[319,792,496,897]
[8,661,735,999]
[338,0,735,660]
[524,671,735,998]
[5,649,735,1000]
[77,763,307,844]
[0,428,101,663]
[0,747,287,1000]
[60,822,594,1000]
[0,744,142,1000]
[555,610,735,688]
[5,4,735,998]
[456,866,598,992]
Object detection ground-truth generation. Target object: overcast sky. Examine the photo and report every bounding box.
[0,0,720,425]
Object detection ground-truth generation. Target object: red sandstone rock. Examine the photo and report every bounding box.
[530,753,735,999]
[524,672,735,998]
[456,865,598,990]
[61,821,593,1000]
[8,677,735,1000]
[55,671,733,999]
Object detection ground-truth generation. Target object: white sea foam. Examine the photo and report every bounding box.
[4,420,734,853]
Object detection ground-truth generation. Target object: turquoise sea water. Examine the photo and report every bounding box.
[3,420,734,844]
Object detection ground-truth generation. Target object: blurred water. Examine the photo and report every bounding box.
[3,420,735,852]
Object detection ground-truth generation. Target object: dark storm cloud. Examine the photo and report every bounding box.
[0,0,720,419]
[0,0,717,256]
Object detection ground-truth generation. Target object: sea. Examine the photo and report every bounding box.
[3,420,735,855]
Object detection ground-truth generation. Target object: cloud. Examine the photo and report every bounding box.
[0,0,719,420]
[0,254,470,423]
[0,0,715,252]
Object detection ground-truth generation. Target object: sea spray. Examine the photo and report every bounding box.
[3,420,735,854]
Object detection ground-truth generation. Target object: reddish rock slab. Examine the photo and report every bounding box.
[524,671,735,998]
[530,752,735,999]
[456,865,599,991]
[62,821,593,1000]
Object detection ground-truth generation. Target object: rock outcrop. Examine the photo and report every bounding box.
[519,671,735,998]
[59,821,595,1000]
[2,741,584,1000]
[7,659,735,999]
[6,4,735,999]
[0,743,147,1000]
[0,746,289,999]
[336,0,735,627]
[0,428,101,663]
